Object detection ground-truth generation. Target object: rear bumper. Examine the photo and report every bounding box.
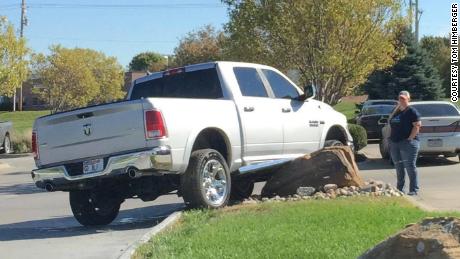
[32,146,173,189]
[419,135,460,155]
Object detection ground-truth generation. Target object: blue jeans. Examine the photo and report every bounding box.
[389,139,420,193]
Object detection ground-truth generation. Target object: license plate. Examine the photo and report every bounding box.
[83,158,104,174]
[427,139,443,147]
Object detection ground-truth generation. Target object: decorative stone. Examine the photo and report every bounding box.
[296,187,316,197]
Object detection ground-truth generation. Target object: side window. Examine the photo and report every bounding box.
[262,69,300,99]
[233,67,268,98]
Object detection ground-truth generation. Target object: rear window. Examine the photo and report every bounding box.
[362,105,395,115]
[412,104,460,117]
[130,68,223,100]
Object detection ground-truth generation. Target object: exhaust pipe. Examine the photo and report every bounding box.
[45,183,55,192]
[126,167,156,179]
[127,167,141,179]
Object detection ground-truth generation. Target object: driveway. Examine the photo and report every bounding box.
[1,145,459,258]
[358,143,460,211]
[0,154,184,259]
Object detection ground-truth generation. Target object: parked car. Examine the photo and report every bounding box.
[362,99,398,108]
[0,121,12,154]
[356,104,396,139]
[355,99,398,111]
[31,62,353,226]
[380,101,460,162]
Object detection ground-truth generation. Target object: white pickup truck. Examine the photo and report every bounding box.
[32,62,353,226]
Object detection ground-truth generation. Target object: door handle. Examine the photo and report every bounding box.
[282,108,291,113]
[244,106,255,112]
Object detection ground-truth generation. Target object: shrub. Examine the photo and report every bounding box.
[11,129,32,153]
[348,124,367,151]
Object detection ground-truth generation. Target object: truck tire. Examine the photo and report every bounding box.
[1,134,11,154]
[69,190,120,226]
[181,149,231,209]
[230,180,254,201]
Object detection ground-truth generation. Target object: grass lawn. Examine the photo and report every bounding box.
[0,110,50,133]
[134,197,459,259]
[333,101,358,121]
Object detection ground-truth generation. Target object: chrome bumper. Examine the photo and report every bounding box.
[32,146,173,187]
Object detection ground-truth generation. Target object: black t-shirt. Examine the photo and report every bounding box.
[389,106,421,142]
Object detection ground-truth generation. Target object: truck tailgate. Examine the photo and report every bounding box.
[34,100,147,166]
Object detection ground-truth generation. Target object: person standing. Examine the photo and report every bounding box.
[388,91,422,195]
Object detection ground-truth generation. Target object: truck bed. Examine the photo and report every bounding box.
[34,99,147,167]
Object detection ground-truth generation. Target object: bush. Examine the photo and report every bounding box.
[348,124,367,151]
[11,129,32,153]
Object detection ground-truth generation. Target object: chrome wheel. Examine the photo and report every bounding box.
[201,159,228,206]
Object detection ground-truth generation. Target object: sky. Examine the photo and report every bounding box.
[0,0,452,69]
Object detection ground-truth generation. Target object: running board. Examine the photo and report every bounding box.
[234,158,292,179]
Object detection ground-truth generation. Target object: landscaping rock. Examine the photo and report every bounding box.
[262,146,364,197]
[296,187,316,197]
[324,184,338,192]
[359,217,460,259]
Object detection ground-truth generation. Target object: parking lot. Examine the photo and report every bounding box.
[0,143,459,258]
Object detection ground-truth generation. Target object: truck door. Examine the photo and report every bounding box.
[232,67,284,162]
[260,69,322,155]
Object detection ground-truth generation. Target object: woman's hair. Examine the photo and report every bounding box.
[388,90,411,120]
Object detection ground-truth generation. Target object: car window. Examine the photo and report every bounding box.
[412,104,460,117]
[262,69,299,99]
[362,105,396,115]
[233,67,268,98]
[130,68,223,100]
[366,101,398,106]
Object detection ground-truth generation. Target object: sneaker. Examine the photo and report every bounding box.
[408,191,418,196]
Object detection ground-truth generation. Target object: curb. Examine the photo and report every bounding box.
[118,211,182,259]
[403,195,437,212]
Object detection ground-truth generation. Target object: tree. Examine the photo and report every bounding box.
[173,25,225,67]
[33,46,125,113]
[363,30,444,100]
[420,36,451,96]
[0,17,29,97]
[129,52,167,72]
[222,0,404,105]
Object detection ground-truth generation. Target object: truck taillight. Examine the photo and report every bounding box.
[144,110,167,139]
[32,131,39,159]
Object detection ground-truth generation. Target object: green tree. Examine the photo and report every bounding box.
[129,52,167,72]
[33,46,125,113]
[0,17,29,97]
[223,0,404,105]
[363,30,444,100]
[420,36,451,96]
[173,25,225,67]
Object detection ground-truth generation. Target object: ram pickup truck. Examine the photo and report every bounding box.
[32,61,353,226]
[0,121,12,154]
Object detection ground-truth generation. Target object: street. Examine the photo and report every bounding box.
[0,143,459,258]
[0,154,184,259]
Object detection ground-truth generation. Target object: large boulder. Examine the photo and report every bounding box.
[359,217,460,259]
[261,146,364,197]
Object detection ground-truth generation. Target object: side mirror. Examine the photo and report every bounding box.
[378,118,389,125]
[303,84,316,99]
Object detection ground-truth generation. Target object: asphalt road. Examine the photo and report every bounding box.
[358,142,460,212]
[0,144,459,258]
[0,154,184,259]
